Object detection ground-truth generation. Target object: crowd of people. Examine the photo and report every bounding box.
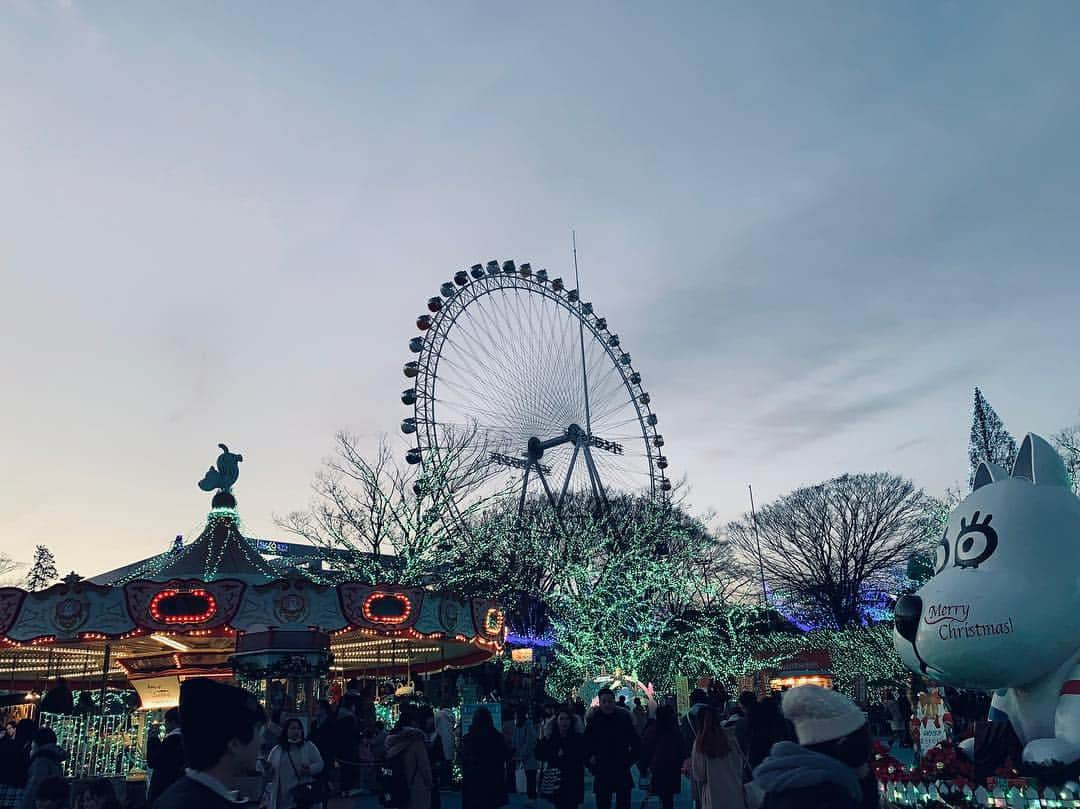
[0,675,903,809]
[0,719,122,809]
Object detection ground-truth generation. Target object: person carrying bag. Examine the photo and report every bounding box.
[267,719,326,809]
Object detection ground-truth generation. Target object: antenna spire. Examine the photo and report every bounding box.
[573,230,592,435]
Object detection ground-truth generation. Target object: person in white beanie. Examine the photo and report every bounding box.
[749,686,877,809]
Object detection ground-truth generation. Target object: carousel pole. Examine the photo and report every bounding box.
[98,644,111,716]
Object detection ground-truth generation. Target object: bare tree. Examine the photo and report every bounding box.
[1051,424,1080,494]
[277,425,509,585]
[0,553,22,586]
[726,473,940,629]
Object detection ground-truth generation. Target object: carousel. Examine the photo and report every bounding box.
[0,445,504,778]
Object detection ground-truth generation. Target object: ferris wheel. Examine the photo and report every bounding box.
[400,258,670,533]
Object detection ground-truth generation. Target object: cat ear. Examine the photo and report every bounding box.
[973,462,1009,491]
[1011,433,1070,487]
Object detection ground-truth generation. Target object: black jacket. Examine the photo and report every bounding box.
[536,730,586,806]
[640,726,685,797]
[584,709,640,793]
[460,728,509,809]
[146,732,186,806]
[151,774,245,809]
[753,741,877,809]
[0,737,26,788]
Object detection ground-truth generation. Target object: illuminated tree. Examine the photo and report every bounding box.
[968,387,1017,487]
[543,498,732,694]
[25,545,57,592]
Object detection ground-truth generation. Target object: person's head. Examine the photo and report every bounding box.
[164,707,181,732]
[617,695,626,705]
[15,719,35,745]
[469,707,494,735]
[694,707,731,759]
[74,779,119,809]
[633,698,642,708]
[597,688,615,715]
[690,689,708,707]
[346,678,360,693]
[738,691,756,712]
[515,707,528,725]
[33,727,57,751]
[418,706,435,732]
[5,721,15,738]
[180,678,265,777]
[781,686,871,771]
[35,776,68,809]
[655,704,678,733]
[556,709,575,736]
[282,717,305,746]
[543,704,555,718]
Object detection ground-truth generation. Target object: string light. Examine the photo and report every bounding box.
[362,592,412,624]
[149,589,218,624]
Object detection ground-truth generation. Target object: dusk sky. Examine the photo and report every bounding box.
[3,2,1080,579]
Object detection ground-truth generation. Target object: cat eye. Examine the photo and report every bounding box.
[954,511,997,569]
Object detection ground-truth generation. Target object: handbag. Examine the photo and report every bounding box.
[286,748,330,807]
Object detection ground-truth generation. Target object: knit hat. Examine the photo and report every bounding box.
[781,686,866,747]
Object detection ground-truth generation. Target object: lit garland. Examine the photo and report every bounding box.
[42,710,148,777]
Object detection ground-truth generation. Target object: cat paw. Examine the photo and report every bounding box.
[1023,737,1080,766]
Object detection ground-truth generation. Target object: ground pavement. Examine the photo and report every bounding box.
[326,739,914,809]
[328,773,697,809]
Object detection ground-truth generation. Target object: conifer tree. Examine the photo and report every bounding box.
[25,545,58,591]
[968,388,1017,487]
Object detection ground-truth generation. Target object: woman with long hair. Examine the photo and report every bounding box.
[267,718,325,809]
[460,708,509,809]
[73,779,120,809]
[691,708,745,809]
[535,708,585,809]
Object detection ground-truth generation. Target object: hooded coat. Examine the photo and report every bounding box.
[16,744,66,809]
[385,726,432,809]
[751,741,876,809]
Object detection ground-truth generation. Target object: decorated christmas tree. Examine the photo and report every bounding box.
[25,545,58,591]
[968,388,1017,487]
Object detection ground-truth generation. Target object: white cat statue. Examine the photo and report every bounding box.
[893,433,1080,766]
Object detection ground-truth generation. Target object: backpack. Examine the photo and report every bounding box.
[377,751,412,808]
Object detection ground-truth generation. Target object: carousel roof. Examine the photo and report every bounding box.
[117,497,279,585]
